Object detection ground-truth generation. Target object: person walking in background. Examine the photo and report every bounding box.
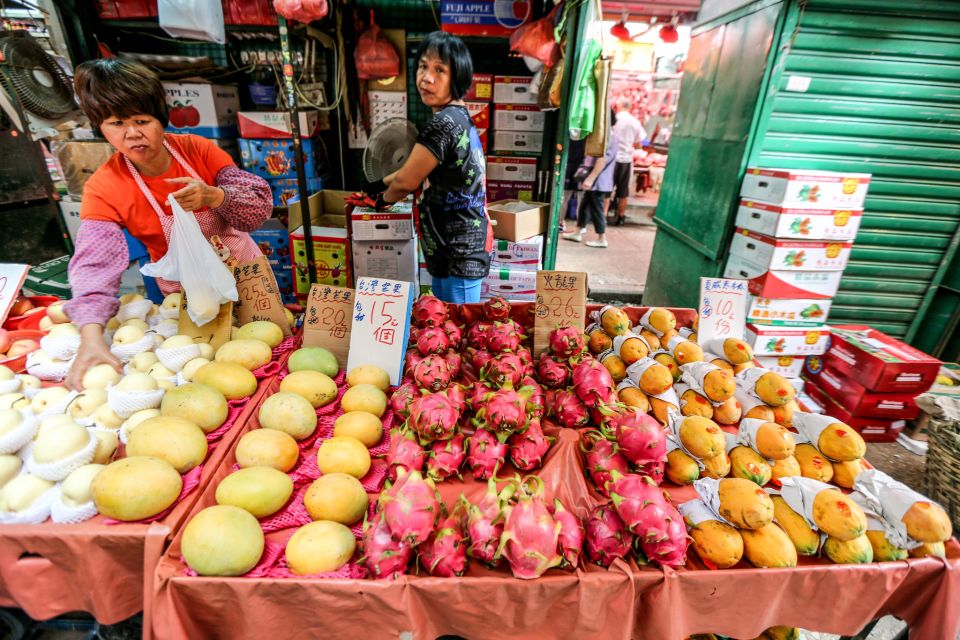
[610,96,646,226]
[562,125,619,249]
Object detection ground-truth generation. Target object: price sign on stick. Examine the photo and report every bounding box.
[347,277,414,386]
[178,297,233,350]
[698,277,748,346]
[534,270,588,356]
[232,256,293,337]
[303,284,354,368]
[0,264,29,325]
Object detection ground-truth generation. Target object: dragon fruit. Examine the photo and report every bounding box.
[572,359,617,408]
[426,432,466,482]
[390,382,422,419]
[483,296,511,321]
[516,347,533,367]
[465,427,508,480]
[443,320,463,347]
[508,419,551,471]
[467,381,494,412]
[584,505,634,567]
[380,468,440,546]
[605,471,671,535]
[519,376,545,419]
[467,348,493,372]
[496,476,563,580]
[443,383,467,417]
[360,513,413,579]
[485,322,522,353]
[418,503,468,577]
[461,477,515,565]
[549,326,586,359]
[443,351,462,379]
[404,348,425,378]
[552,500,584,568]
[416,327,450,355]
[581,430,630,496]
[637,504,688,569]
[413,355,452,392]
[538,353,570,388]
[608,409,666,468]
[481,353,525,388]
[385,426,428,480]
[464,321,490,350]
[413,295,447,328]
[474,385,527,442]
[408,393,459,443]
[547,388,590,429]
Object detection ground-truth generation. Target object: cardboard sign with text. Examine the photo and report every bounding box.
[347,277,414,386]
[302,284,355,368]
[534,271,588,356]
[178,299,234,350]
[233,256,292,337]
[0,263,29,324]
[698,277,748,346]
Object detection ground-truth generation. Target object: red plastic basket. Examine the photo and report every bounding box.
[223,0,278,25]
[3,296,60,331]
[0,330,46,373]
[95,0,158,19]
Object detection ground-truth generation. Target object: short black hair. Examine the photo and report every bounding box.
[74,58,168,131]
[416,31,473,101]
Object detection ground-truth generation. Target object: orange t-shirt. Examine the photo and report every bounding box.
[80,133,235,262]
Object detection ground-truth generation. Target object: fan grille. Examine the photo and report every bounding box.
[0,35,75,120]
[362,119,418,181]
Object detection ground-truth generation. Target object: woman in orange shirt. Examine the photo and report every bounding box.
[63,59,272,389]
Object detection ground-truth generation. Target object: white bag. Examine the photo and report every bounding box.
[141,197,238,327]
[158,0,225,44]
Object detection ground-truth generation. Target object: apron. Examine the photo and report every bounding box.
[124,140,261,294]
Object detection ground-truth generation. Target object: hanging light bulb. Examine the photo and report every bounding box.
[610,7,632,40]
[659,15,680,43]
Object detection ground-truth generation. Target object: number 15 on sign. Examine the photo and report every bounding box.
[698,277,747,346]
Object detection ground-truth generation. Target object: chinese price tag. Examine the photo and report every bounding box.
[698,277,748,346]
[347,277,414,385]
[0,263,29,324]
[534,270,588,356]
[302,284,354,368]
[232,256,292,337]
[177,297,234,350]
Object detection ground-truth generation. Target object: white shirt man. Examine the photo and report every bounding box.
[610,99,647,224]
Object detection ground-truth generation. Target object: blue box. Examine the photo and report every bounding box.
[274,268,296,304]
[250,219,292,268]
[268,177,322,207]
[239,138,317,180]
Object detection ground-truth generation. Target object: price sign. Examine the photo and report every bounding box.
[232,256,292,337]
[0,264,28,324]
[347,277,414,386]
[178,297,234,350]
[303,284,354,368]
[534,270,588,356]
[698,277,748,347]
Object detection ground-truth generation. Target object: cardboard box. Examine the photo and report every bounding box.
[351,238,418,285]
[747,296,831,327]
[486,180,536,202]
[286,190,349,233]
[745,323,830,357]
[465,74,494,102]
[735,200,863,241]
[250,219,293,268]
[289,225,351,299]
[740,168,871,209]
[493,76,538,105]
[487,200,549,241]
[350,201,415,241]
[724,254,842,299]
[239,138,316,180]
[237,111,319,139]
[267,177,322,207]
[492,131,544,155]
[804,380,905,442]
[162,82,240,137]
[482,266,537,301]
[490,235,543,271]
[755,355,806,378]
[818,325,941,393]
[803,363,920,420]
[487,156,538,183]
[730,228,852,272]
[494,104,545,132]
[465,102,490,129]
[54,140,114,197]
[23,255,71,298]
[59,199,82,246]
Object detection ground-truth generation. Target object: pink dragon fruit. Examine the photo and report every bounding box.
[413,295,447,328]
[443,350,462,379]
[580,430,630,496]
[465,427,508,480]
[496,476,563,580]
[404,348,425,378]
[608,409,667,468]
[504,319,526,339]
[360,512,414,579]
[461,477,516,565]
[605,471,671,535]
[483,296,511,322]
[549,326,586,359]
[443,383,467,417]
[537,353,570,388]
[481,353,525,388]
[516,347,533,367]
[416,327,450,356]
[385,426,428,480]
[467,381,494,412]
[547,388,590,429]
[637,503,688,569]
[390,382,422,419]
[519,376,545,419]
[418,503,468,577]
[474,385,527,442]
[408,393,459,443]
[413,355,452,392]
[508,418,551,471]
[464,321,491,350]
[380,468,440,546]
[467,347,493,372]
[443,320,463,347]
[485,322,522,353]
[584,505,634,567]
[552,499,584,568]
[638,459,666,485]
[572,359,617,408]
[426,432,466,482]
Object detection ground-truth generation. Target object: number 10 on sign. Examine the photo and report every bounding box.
[698,277,747,346]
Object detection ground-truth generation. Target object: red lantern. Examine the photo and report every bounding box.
[659,24,679,43]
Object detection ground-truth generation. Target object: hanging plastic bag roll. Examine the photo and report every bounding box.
[158,0,226,44]
[141,196,239,327]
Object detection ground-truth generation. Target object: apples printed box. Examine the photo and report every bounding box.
[747,296,830,327]
[818,325,941,393]
[803,380,905,443]
[755,355,806,378]
[162,82,240,138]
[745,324,830,357]
[724,254,842,299]
[730,228,852,272]
[740,168,871,209]
[803,361,920,420]
[735,200,863,241]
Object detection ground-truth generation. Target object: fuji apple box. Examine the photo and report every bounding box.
[820,325,941,393]
[735,200,863,241]
[745,323,830,357]
[724,254,842,299]
[747,296,831,327]
[730,228,852,272]
[803,379,905,443]
[803,361,920,420]
[740,168,871,209]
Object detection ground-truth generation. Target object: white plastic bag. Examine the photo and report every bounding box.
[141,197,238,326]
[159,0,226,45]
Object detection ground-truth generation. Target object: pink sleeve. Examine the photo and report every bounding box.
[210,165,273,232]
[64,220,128,327]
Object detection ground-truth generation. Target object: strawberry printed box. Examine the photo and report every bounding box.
[740,168,871,209]
[735,200,863,241]
[745,324,830,357]
[730,228,852,272]
[747,296,831,327]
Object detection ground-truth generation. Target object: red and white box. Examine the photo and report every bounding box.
[490,235,543,271]
[493,76,538,105]
[747,296,831,327]
[755,355,806,378]
[466,102,490,129]
[482,265,537,301]
[735,200,863,241]
[730,228,852,272]
[740,168,871,209]
[350,205,415,242]
[237,111,319,139]
[803,362,920,420]
[487,156,537,184]
[818,325,941,393]
[803,380,906,443]
[494,104,545,132]
[745,324,830,357]
[477,129,489,153]
[724,254,842,299]
[466,73,494,102]
[492,131,543,155]
[486,180,536,202]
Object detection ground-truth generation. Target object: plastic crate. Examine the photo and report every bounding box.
[96,0,158,19]
[223,0,278,25]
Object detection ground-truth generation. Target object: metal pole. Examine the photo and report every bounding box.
[278,16,317,284]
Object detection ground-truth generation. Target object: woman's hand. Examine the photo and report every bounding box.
[166,177,226,210]
[65,325,122,391]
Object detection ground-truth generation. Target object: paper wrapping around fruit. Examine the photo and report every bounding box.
[692,477,735,527]
[615,377,639,393]
[638,308,663,336]
[625,357,659,385]
[734,367,767,394]
[736,418,771,454]
[666,414,706,470]
[776,476,833,529]
[612,334,651,359]
[678,327,695,340]
[680,361,726,407]
[679,498,721,527]
[733,385,767,415]
[651,385,681,406]
[792,411,835,447]
[851,470,931,550]
[588,305,618,325]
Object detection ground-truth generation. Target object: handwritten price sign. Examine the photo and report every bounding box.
[347,277,414,385]
[233,256,292,337]
[534,270,588,356]
[303,284,354,367]
[0,263,29,324]
[698,277,748,347]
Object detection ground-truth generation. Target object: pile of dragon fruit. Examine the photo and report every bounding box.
[359,295,687,580]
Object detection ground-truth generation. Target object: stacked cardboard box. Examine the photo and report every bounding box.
[488,76,542,201]
[250,219,296,304]
[481,200,549,302]
[287,190,352,301]
[465,73,493,154]
[237,111,322,207]
[350,200,418,289]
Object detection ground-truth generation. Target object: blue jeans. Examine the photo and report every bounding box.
[432,275,482,303]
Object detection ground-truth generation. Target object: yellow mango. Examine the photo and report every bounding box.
[794,443,834,483]
[866,530,908,562]
[718,478,774,530]
[830,458,865,489]
[639,362,674,396]
[647,307,676,335]
[817,422,866,462]
[902,501,952,543]
[673,340,704,366]
[754,422,796,460]
[600,307,631,336]
[666,449,700,485]
[812,489,867,542]
[722,338,754,365]
[680,388,714,419]
[769,456,801,483]
[702,369,735,403]
[601,353,628,382]
[688,519,743,569]
[679,416,726,459]
[772,401,797,428]
[618,337,649,366]
[771,496,819,556]
[701,452,731,479]
[823,534,873,564]
[713,397,742,425]
[754,372,796,407]
[653,352,681,381]
[744,405,776,422]
[618,386,650,412]
[639,329,661,352]
[741,523,798,568]
[730,446,772,486]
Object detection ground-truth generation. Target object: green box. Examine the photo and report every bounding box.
[23,255,72,298]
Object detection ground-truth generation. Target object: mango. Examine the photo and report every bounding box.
[181,505,264,576]
[909,541,945,559]
[618,337,649,365]
[236,320,284,348]
[830,458,865,489]
[215,467,293,518]
[304,473,369,524]
[701,452,731,479]
[259,392,318,440]
[795,443,834,483]
[711,358,734,373]
[713,398,742,425]
[346,365,390,391]
[680,388,714,419]
[235,429,300,472]
[689,519,743,569]
[650,397,679,426]
[215,339,272,371]
[601,353,628,382]
[285,520,356,575]
[744,405,776,422]
[769,456,801,483]
[718,478,774,530]
[666,449,700,485]
[194,362,257,400]
[772,401,797,428]
[91,457,182,521]
[755,422,796,460]
[673,341,704,366]
[288,347,338,377]
[730,446,772,486]
[126,416,208,474]
[341,384,387,417]
[333,411,384,447]
[823,535,873,564]
[679,416,725,459]
[722,338,753,365]
[600,307,631,336]
[653,352,681,381]
[902,501,952,543]
[765,627,800,640]
[702,369,735,403]
[587,327,612,354]
[771,496,819,556]
[866,530,908,562]
[817,423,866,462]
[812,489,867,541]
[280,370,338,408]
[754,372,796,407]
[638,362,674,396]
[741,523,798,568]
[316,436,371,478]
[618,386,650,412]
[647,307,676,335]
[160,383,228,433]
[639,329,661,351]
